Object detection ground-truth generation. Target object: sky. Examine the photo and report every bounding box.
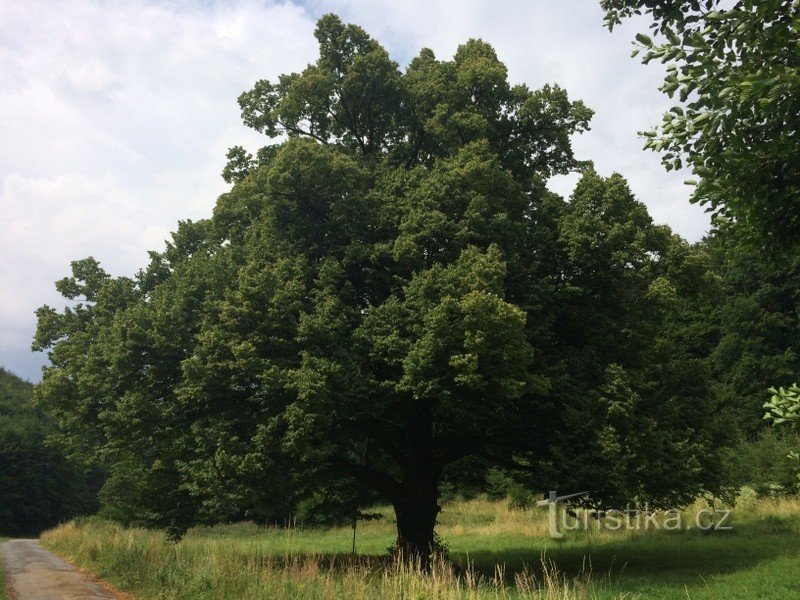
[0,0,710,383]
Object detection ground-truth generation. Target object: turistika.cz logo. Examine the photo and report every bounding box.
[537,491,733,539]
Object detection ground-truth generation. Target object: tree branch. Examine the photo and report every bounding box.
[330,454,400,501]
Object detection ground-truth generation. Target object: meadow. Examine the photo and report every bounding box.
[40,494,800,599]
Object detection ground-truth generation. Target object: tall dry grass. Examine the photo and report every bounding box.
[41,514,611,599]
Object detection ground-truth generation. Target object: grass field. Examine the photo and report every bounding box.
[41,496,800,599]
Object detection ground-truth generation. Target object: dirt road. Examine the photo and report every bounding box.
[0,539,122,599]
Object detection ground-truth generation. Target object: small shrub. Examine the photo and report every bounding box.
[734,486,759,510]
[507,483,535,510]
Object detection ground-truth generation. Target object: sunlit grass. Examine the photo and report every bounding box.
[41,495,800,599]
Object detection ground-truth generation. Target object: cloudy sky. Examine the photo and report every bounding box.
[0,0,709,382]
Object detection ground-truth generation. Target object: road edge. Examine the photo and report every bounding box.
[42,543,137,600]
[0,541,19,600]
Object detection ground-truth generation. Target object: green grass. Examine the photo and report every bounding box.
[41,497,800,599]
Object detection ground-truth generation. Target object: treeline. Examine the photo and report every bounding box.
[0,368,100,536]
[704,233,800,495]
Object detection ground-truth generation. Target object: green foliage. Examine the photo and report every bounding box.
[506,483,536,511]
[764,383,800,488]
[0,368,99,536]
[535,170,729,508]
[603,0,800,249]
[602,0,800,496]
[483,468,513,501]
[700,233,800,434]
[724,430,800,496]
[765,384,800,427]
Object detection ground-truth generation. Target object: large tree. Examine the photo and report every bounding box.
[35,15,726,563]
[602,0,800,249]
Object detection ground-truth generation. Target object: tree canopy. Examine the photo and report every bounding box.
[602,0,800,249]
[34,15,729,562]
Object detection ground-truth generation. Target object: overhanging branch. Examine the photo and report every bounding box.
[330,454,400,501]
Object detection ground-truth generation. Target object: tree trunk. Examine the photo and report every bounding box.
[390,401,443,569]
[392,477,441,570]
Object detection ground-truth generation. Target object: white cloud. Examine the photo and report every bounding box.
[0,0,318,379]
[0,0,710,381]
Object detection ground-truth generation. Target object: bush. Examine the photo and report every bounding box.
[724,429,800,497]
[507,483,536,510]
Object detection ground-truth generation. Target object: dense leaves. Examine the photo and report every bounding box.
[766,385,800,427]
[602,0,800,248]
[701,234,800,434]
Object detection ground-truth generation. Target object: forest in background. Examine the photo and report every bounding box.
[0,368,100,536]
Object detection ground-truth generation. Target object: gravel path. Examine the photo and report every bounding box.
[0,539,122,599]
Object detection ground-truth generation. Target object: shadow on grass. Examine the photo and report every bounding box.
[198,515,800,599]
[265,517,800,593]
[450,518,800,589]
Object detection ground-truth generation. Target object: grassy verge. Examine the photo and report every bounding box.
[41,497,800,599]
[0,537,8,600]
